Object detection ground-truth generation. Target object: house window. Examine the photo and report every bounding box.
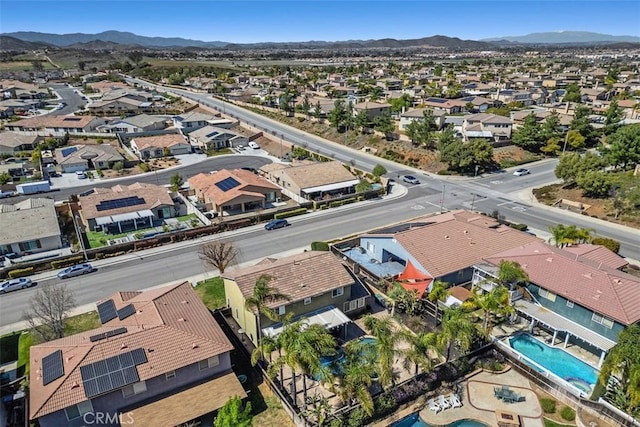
[277,306,286,315]
[592,313,614,329]
[65,400,93,420]
[122,381,147,398]
[332,287,344,298]
[357,297,365,308]
[538,288,557,302]
[198,355,220,370]
[366,242,375,253]
[165,370,176,380]
[566,301,574,308]
[304,297,312,305]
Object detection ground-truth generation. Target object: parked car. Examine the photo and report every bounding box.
[248,141,260,149]
[264,219,289,230]
[57,263,96,279]
[79,189,95,197]
[513,168,530,176]
[0,190,15,199]
[0,278,35,293]
[402,175,420,184]
[76,171,87,179]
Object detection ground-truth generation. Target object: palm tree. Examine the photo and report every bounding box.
[402,331,441,375]
[428,280,449,324]
[549,224,569,247]
[335,342,374,415]
[598,325,640,411]
[437,307,476,361]
[362,315,404,389]
[470,285,514,337]
[244,274,291,344]
[497,260,529,287]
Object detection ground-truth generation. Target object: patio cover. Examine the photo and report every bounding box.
[95,209,154,226]
[262,305,351,338]
[514,299,616,351]
[302,179,361,194]
[128,372,246,427]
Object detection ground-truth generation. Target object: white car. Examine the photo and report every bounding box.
[76,171,87,179]
[57,263,96,279]
[0,278,35,293]
[513,168,530,176]
[248,141,260,149]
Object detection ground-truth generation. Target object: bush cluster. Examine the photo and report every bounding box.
[540,397,556,413]
[310,241,329,251]
[8,267,34,279]
[560,406,576,421]
[274,208,307,219]
[329,197,356,208]
[51,256,84,269]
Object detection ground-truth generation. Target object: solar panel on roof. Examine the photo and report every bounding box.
[89,327,128,342]
[117,304,136,320]
[80,348,147,398]
[97,300,117,324]
[119,351,134,368]
[131,348,147,365]
[42,350,64,385]
[215,177,241,192]
[426,97,447,103]
[95,196,146,212]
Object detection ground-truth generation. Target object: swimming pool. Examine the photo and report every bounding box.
[391,413,488,427]
[509,333,598,393]
[317,337,377,379]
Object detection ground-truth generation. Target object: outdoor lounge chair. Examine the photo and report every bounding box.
[438,394,451,409]
[427,398,441,414]
[449,393,463,408]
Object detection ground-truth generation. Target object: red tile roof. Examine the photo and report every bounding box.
[562,244,628,270]
[484,241,640,325]
[29,282,233,420]
[189,169,280,206]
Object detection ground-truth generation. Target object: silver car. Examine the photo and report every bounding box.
[57,263,95,279]
[0,278,35,293]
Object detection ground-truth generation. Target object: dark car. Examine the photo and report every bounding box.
[57,263,96,279]
[264,219,289,230]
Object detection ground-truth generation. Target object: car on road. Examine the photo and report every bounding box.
[402,175,420,184]
[513,168,530,176]
[264,219,289,230]
[76,171,87,179]
[0,278,35,293]
[0,190,16,199]
[57,263,96,279]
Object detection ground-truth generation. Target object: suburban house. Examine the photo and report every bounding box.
[29,281,246,427]
[261,161,359,201]
[458,95,495,113]
[399,108,446,131]
[5,116,106,136]
[340,210,540,293]
[172,112,215,133]
[87,98,153,115]
[97,114,167,134]
[352,101,392,120]
[79,183,175,233]
[188,169,281,215]
[55,145,124,173]
[511,110,572,130]
[422,97,464,114]
[223,250,371,346]
[130,134,191,159]
[0,198,62,256]
[474,241,640,367]
[0,131,39,155]
[188,126,248,151]
[462,113,513,142]
[493,90,535,106]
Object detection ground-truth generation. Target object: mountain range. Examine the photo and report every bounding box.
[1,30,639,50]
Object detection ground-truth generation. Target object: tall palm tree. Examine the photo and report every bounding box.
[598,325,640,411]
[437,307,476,361]
[402,331,441,375]
[335,342,374,415]
[549,224,569,247]
[428,280,449,325]
[470,285,514,337]
[244,274,291,344]
[363,315,404,389]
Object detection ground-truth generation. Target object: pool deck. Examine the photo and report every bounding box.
[418,369,545,427]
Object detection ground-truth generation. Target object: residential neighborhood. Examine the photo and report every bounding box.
[1,10,640,427]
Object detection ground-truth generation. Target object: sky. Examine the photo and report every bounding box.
[1,1,639,43]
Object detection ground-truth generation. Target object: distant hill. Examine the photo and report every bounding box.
[2,30,492,50]
[2,30,228,48]
[481,31,640,44]
[0,35,51,50]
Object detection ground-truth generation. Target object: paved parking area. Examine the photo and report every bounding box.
[49,173,102,189]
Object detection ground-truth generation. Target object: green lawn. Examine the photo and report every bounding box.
[86,230,132,248]
[207,148,233,156]
[17,332,33,377]
[194,277,226,309]
[175,213,198,222]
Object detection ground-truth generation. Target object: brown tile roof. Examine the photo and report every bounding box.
[127,372,246,427]
[279,161,357,190]
[449,286,472,302]
[29,282,234,420]
[9,115,100,129]
[484,241,640,325]
[189,169,280,206]
[79,182,173,220]
[353,101,391,110]
[223,251,355,306]
[132,134,187,151]
[562,244,628,270]
[388,210,540,278]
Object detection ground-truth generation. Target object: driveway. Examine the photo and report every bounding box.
[49,172,103,189]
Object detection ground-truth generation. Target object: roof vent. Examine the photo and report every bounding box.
[121,344,128,350]
[148,348,154,353]
[444,235,449,239]
[300,283,306,288]
[583,273,592,279]
[181,300,189,304]
[546,257,553,262]
[192,343,199,349]
[463,230,469,234]
[178,317,186,322]
[71,381,80,389]
[66,355,74,363]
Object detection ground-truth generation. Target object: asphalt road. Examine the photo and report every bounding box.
[48,83,86,115]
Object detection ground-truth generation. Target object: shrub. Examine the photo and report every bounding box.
[540,397,556,414]
[310,241,329,251]
[437,169,455,175]
[510,223,528,231]
[560,406,576,421]
[274,208,307,219]
[96,138,104,144]
[591,237,620,254]
[329,197,356,208]
[346,407,367,427]
[8,267,34,279]
[51,256,84,269]
[139,163,150,172]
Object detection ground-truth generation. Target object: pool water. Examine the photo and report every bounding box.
[317,337,377,379]
[509,333,598,392]
[391,413,488,427]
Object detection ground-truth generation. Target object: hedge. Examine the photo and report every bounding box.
[560,406,576,421]
[510,223,528,231]
[8,267,34,279]
[51,256,84,269]
[329,197,356,208]
[310,241,329,251]
[274,208,307,219]
[591,237,620,254]
[540,397,556,413]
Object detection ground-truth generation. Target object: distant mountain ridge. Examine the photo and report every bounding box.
[481,31,640,44]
